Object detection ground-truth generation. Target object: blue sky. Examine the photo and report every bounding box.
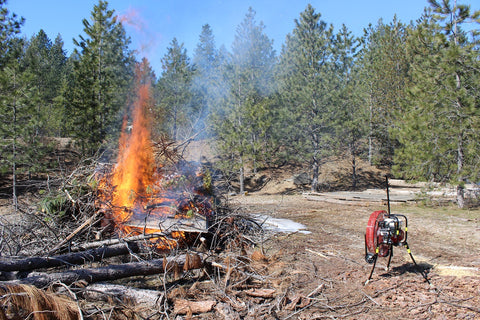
[8,0,479,74]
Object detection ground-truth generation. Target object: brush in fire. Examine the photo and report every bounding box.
[96,156,216,250]
[95,60,218,251]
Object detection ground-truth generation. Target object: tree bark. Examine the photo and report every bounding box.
[350,141,357,190]
[239,165,245,194]
[456,133,465,208]
[0,242,141,273]
[457,184,465,209]
[311,159,319,192]
[3,253,203,288]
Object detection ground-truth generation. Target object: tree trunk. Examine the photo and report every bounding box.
[457,133,465,208]
[457,184,465,209]
[368,99,373,166]
[12,72,18,211]
[311,160,319,192]
[239,166,245,194]
[4,253,203,288]
[70,233,170,251]
[351,151,357,190]
[0,242,141,272]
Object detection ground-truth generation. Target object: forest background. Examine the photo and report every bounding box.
[1,0,479,208]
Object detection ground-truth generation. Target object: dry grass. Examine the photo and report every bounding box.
[0,284,80,320]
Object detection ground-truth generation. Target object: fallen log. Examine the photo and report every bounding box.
[83,283,164,309]
[3,253,204,288]
[0,242,141,272]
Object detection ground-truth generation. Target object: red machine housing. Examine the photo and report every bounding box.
[365,210,405,258]
[363,176,430,285]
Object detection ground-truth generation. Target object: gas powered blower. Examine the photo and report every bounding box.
[364,175,430,285]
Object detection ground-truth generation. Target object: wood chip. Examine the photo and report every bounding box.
[245,288,276,298]
[174,299,216,314]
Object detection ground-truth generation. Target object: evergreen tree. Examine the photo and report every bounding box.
[24,30,67,136]
[191,24,223,138]
[0,0,23,66]
[276,4,335,191]
[357,17,411,166]
[0,0,28,208]
[55,53,76,137]
[394,2,480,208]
[156,38,195,141]
[65,0,134,155]
[211,7,276,193]
[331,25,365,189]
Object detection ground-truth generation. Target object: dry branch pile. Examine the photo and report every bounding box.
[0,197,283,319]
[0,143,290,319]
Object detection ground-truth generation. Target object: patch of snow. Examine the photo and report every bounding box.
[254,214,311,234]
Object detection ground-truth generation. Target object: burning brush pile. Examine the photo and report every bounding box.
[0,62,278,319]
[96,62,215,251]
[96,134,216,252]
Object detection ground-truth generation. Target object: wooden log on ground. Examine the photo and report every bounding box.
[3,253,204,288]
[83,283,164,308]
[0,242,141,272]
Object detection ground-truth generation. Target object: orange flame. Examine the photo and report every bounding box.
[96,60,214,251]
[110,62,155,224]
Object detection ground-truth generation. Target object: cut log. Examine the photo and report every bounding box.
[4,253,204,288]
[0,242,141,272]
[83,283,164,308]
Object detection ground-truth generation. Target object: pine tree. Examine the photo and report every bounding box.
[66,0,134,155]
[0,0,28,208]
[0,0,23,66]
[191,24,224,138]
[211,7,276,193]
[331,25,365,189]
[276,4,335,191]
[23,30,67,136]
[156,38,194,141]
[357,17,411,166]
[394,2,480,208]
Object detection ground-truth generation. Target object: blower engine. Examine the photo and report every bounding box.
[364,175,430,285]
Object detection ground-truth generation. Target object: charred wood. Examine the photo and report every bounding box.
[3,253,204,288]
[0,242,141,273]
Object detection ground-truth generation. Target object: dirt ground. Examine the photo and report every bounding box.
[228,193,480,320]
[1,146,479,319]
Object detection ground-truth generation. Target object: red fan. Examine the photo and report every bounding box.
[364,176,428,285]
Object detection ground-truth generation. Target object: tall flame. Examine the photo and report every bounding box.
[96,11,214,251]
[111,62,155,223]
